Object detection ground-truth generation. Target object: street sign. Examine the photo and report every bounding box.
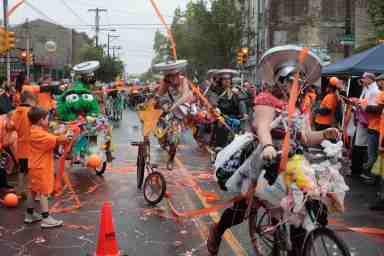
[338,35,355,46]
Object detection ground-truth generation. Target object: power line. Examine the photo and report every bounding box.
[58,0,89,26]
[24,0,60,25]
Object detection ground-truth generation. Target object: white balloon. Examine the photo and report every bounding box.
[45,41,57,53]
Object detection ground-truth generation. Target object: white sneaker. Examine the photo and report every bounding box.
[24,212,43,224]
[41,216,63,228]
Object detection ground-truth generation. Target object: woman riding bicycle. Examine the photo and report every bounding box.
[152,58,193,170]
[207,46,340,255]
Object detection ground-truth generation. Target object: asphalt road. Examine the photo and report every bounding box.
[0,110,383,256]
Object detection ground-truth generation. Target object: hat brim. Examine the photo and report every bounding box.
[216,69,239,77]
[376,74,384,81]
[152,60,188,74]
[73,61,100,74]
[258,45,321,85]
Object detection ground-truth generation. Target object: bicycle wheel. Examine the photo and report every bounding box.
[137,145,145,189]
[302,227,351,256]
[248,207,288,256]
[143,171,166,205]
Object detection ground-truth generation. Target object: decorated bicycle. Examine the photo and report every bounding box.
[51,61,113,176]
[209,46,351,256]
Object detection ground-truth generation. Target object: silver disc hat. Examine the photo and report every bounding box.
[257,45,321,85]
[207,69,219,78]
[152,57,188,75]
[216,69,240,79]
[73,61,100,75]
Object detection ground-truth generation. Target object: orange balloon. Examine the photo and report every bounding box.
[329,77,339,86]
[86,154,102,169]
[3,193,18,207]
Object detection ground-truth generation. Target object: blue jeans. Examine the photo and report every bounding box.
[365,129,379,173]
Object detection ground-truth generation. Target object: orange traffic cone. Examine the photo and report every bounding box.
[95,202,120,256]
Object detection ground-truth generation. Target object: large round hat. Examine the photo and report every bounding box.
[216,69,240,79]
[258,45,321,85]
[207,69,219,77]
[152,58,188,75]
[73,61,100,75]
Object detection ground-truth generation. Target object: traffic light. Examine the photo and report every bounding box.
[20,50,27,62]
[27,53,33,65]
[237,50,244,65]
[5,31,16,50]
[0,27,15,53]
[241,47,249,64]
[237,48,250,65]
[0,27,6,53]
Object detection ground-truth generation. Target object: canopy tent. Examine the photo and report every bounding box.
[322,44,384,76]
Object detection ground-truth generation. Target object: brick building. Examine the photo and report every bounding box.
[239,0,377,83]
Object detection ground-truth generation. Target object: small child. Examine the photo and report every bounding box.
[25,107,68,228]
[11,91,37,197]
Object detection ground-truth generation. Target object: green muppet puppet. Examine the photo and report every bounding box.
[56,80,100,121]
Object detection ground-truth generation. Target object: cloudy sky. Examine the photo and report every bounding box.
[5,0,189,74]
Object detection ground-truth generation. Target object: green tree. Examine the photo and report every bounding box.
[147,0,242,80]
[368,0,384,39]
[79,46,124,82]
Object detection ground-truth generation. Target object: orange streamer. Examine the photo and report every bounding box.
[280,48,309,172]
[7,0,25,18]
[149,0,177,59]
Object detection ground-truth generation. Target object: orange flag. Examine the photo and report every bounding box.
[137,99,163,137]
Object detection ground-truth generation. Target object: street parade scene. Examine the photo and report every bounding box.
[0,0,384,255]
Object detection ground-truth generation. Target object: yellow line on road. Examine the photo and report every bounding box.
[175,157,248,256]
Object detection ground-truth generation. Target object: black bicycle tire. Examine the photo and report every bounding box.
[302,227,351,256]
[248,208,288,256]
[143,171,166,205]
[137,145,145,189]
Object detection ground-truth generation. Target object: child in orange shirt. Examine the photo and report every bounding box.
[11,91,37,196]
[25,107,68,228]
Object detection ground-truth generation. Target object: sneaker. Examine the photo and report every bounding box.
[24,212,43,224]
[41,216,63,228]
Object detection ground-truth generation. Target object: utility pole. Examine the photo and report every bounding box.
[111,46,122,59]
[344,0,352,57]
[107,33,119,57]
[88,8,107,48]
[24,19,31,81]
[3,0,10,86]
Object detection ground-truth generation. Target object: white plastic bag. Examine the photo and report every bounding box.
[214,132,255,170]
[255,170,287,207]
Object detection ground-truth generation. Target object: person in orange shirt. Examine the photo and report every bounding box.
[11,91,37,196]
[301,85,317,116]
[25,107,68,227]
[314,82,338,130]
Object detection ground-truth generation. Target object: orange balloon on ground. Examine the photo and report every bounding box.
[3,193,18,207]
[87,154,102,169]
[329,76,339,86]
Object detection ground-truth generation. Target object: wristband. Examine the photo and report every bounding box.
[262,144,275,152]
